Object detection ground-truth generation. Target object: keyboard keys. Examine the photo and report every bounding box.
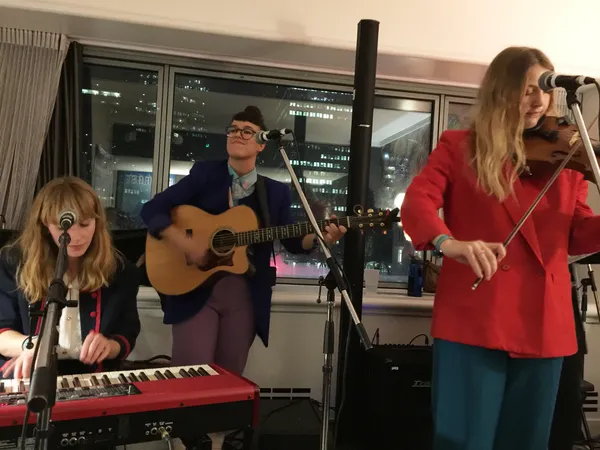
[128,373,139,382]
[0,364,220,395]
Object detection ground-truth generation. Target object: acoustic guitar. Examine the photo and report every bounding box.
[145,204,400,295]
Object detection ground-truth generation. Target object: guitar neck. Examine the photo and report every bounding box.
[235,217,353,247]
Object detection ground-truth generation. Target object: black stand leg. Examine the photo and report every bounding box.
[549,263,589,450]
[317,272,337,450]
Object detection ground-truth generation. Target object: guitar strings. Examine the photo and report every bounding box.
[208,215,382,250]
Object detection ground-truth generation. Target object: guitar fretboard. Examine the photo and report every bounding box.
[235,217,354,247]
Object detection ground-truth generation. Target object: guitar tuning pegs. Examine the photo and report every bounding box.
[367,208,374,214]
[382,230,387,235]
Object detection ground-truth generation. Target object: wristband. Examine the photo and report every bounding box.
[434,235,454,252]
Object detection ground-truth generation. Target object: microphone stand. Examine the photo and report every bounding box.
[27,230,77,449]
[316,273,336,450]
[277,138,372,450]
[566,91,600,325]
[566,90,600,197]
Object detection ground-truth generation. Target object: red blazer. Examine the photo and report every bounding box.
[401,129,600,358]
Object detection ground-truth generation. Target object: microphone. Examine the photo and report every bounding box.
[255,128,293,144]
[58,209,77,231]
[538,71,596,92]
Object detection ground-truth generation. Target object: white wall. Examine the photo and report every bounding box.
[1,0,600,86]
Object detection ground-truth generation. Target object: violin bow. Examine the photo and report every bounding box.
[471,139,583,290]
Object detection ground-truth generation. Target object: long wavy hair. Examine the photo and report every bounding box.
[12,177,118,302]
[470,46,556,201]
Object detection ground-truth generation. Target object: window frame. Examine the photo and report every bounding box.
[81,46,478,288]
[83,57,168,197]
[439,95,476,136]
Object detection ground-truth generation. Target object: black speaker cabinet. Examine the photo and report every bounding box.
[358,343,433,450]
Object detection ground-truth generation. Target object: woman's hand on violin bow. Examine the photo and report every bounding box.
[440,239,506,280]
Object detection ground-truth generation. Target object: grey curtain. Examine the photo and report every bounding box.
[0,28,69,229]
[36,41,84,191]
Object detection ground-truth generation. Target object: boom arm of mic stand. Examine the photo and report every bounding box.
[278,141,372,351]
[567,92,600,198]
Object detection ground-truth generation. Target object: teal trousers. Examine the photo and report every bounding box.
[432,338,564,450]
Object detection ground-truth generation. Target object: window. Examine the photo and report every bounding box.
[165,73,434,283]
[81,63,161,230]
[445,100,474,131]
[369,97,433,282]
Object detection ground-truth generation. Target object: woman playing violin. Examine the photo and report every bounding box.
[401,46,600,450]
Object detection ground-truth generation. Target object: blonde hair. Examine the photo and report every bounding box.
[470,46,556,201]
[11,176,118,302]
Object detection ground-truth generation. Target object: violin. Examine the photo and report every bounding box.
[471,114,600,290]
[523,115,600,183]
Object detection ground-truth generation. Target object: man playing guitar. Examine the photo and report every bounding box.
[140,103,345,389]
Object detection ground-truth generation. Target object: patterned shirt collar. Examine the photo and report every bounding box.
[228,164,257,190]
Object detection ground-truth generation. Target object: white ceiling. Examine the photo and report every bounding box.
[0,4,485,90]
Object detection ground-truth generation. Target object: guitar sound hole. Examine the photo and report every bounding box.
[212,229,235,257]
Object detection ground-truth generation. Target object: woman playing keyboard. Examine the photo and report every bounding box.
[0,176,141,379]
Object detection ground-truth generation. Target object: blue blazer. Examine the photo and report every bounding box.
[0,247,141,376]
[140,159,312,347]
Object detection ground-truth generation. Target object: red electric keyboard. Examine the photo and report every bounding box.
[0,364,259,448]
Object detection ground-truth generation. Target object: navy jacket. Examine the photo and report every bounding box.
[0,247,141,375]
[140,159,311,346]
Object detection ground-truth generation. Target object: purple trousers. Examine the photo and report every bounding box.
[171,275,255,375]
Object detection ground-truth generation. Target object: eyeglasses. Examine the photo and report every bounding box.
[225,126,256,140]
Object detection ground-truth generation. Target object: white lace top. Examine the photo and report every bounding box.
[56,279,82,360]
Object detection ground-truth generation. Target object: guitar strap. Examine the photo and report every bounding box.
[255,175,277,267]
